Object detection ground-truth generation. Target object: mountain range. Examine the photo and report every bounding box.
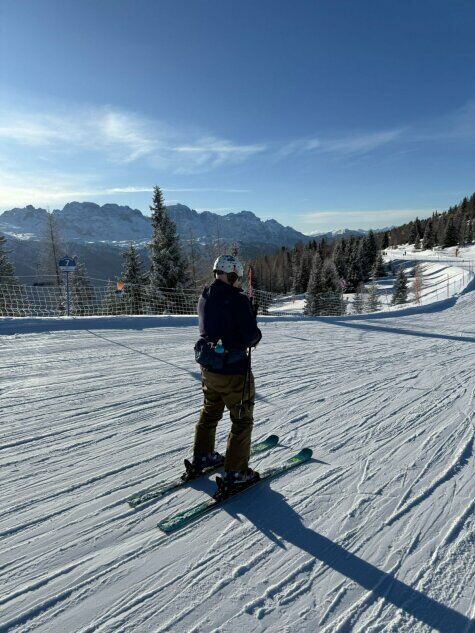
[0,202,369,281]
[0,202,310,246]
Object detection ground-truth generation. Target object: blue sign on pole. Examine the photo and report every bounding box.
[58,256,76,316]
[58,256,76,272]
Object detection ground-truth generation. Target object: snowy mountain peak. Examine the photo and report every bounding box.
[234,210,257,219]
[308,228,367,239]
[0,202,309,248]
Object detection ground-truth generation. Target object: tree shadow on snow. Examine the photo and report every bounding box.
[223,483,473,633]
[325,320,475,344]
[277,320,475,345]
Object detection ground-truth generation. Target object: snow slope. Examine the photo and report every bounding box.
[269,260,474,315]
[0,294,474,632]
[385,244,475,263]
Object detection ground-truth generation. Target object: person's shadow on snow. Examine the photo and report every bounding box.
[222,483,473,633]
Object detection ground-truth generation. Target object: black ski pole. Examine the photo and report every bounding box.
[248,347,252,404]
[238,347,251,419]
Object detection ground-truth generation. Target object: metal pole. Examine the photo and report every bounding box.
[66,271,70,316]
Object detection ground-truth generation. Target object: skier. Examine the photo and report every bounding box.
[186,254,262,494]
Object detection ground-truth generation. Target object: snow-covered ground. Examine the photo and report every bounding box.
[385,243,475,265]
[270,258,474,316]
[1,290,474,632]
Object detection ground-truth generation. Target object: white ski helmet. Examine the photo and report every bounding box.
[213,254,244,278]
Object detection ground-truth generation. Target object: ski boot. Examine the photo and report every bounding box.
[213,468,260,500]
[182,451,225,482]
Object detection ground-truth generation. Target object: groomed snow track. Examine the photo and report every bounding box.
[0,294,474,632]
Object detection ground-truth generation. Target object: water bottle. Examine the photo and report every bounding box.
[215,339,224,354]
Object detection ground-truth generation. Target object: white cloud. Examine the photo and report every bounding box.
[410,99,475,144]
[0,167,251,209]
[163,187,251,193]
[280,129,404,158]
[105,187,154,194]
[0,105,266,173]
[172,137,265,171]
[281,99,475,162]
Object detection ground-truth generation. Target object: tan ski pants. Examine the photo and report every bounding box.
[193,368,255,473]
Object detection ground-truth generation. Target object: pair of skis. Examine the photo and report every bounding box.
[127,434,279,507]
[126,434,312,534]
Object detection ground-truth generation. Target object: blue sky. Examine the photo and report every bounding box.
[1,0,475,233]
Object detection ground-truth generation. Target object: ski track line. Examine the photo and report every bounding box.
[319,560,403,633]
[86,541,278,633]
[394,415,467,510]
[91,492,315,633]
[406,498,475,593]
[385,430,474,527]
[0,529,168,632]
[1,450,174,519]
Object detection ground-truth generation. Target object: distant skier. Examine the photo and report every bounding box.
[186,255,262,492]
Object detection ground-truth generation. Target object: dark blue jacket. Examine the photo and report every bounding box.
[197,279,262,374]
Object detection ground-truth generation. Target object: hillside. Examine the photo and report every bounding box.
[0,291,473,631]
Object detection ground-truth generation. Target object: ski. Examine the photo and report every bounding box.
[127,434,279,508]
[157,447,312,534]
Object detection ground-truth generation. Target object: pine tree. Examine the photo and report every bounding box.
[332,240,347,280]
[346,243,364,291]
[415,217,423,239]
[291,244,303,294]
[321,258,346,316]
[458,216,467,246]
[321,259,341,293]
[365,283,380,313]
[149,186,187,289]
[466,219,473,244]
[304,253,324,315]
[371,252,386,278]
[407,218,423,244]
[422,219,435,250]
[436,218,445,246]
[381,231,390,250]
[0,235,17,284]
[443,218,458,248]
[305,257,345,316]
[122,244,147,314]
[294,248,313,294]
[359,231,378,280]
[0,234,20,316]
[414,235,421,250]
[318,237,328,259]
[71,258,94,316]
[392,268,408,304]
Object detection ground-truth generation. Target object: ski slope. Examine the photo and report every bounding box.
[385,243,475,265]
[270,245,475,316]
[1,290,474,632]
